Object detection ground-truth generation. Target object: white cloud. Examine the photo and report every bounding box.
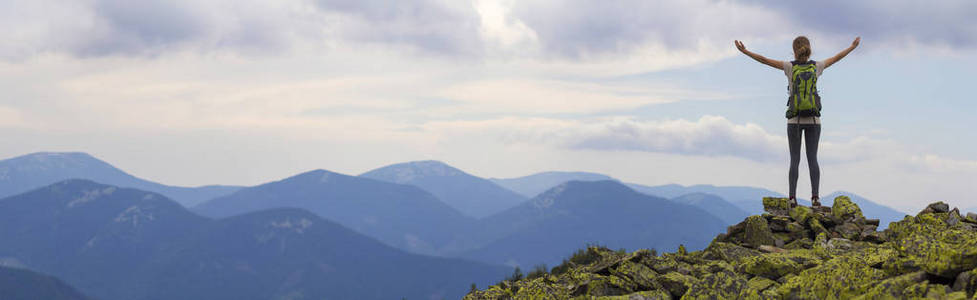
[0,106,25,128]
[474,0,539,52]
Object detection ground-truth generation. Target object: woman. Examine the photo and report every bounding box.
[734,36,860,207]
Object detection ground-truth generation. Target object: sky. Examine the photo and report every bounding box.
[0,0,975,212]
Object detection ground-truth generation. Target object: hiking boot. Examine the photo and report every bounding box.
[788,197,798,208]
[811,196,821,207]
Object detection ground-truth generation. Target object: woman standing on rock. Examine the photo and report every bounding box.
[733,36,860,207]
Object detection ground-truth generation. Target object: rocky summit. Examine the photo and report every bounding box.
[464,196,977,299]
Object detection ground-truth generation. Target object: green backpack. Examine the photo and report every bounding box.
[786,61,821,118]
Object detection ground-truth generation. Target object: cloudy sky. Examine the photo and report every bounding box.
[1,0,975,211]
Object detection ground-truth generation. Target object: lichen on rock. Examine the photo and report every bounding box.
[465,199,977,300]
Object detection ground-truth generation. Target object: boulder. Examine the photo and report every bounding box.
[742,215,776,248]
[763,197,791,216]
[737,254,803,280]
[831,196,864,224]
[656,272,693,298]
[789,206,813,225]
[922,202,950,214]
[682,270,747,299]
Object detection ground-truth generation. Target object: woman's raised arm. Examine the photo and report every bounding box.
[735,40,785,71]
[823,37,860,68]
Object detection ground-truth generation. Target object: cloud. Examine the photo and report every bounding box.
[421,115,784,161]
[506,0,791,59]
[566,116,783,161]
[747,0,977,50]
[4,0,972,77]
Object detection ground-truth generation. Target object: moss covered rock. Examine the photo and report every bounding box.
[466,200,977,300]
[737,254,803,280]
[681,270,747,299]
[742,215,775,248]
[888,213,977,278]
[763,197,791,216]
[832,196,864,223]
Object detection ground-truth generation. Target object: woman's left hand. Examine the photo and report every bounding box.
[734,40,747,53]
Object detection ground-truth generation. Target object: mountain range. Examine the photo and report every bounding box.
[360,160,526,218]
[0,151,917,298]
[489,171,615,198]
[0,152,241,207]
[459,180,728,268]
[193,169,476,256]
[485,170,909,229]
[0,180,510,300]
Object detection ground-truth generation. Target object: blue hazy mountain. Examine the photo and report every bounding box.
[486,172,751,226]
[143,208,509,300]
[489,171,616,198]
[360,161,527,218]
[459,180,727,268]
[194,169,476,255]
[0,267,92,300]
[822,191,909,229]
[626,183,782,215]
[0,180,210,300]
[670,193,751,225]
[0,180,510,300]
[0,152,241,207]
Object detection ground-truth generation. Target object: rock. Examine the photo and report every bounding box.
[807,218,828,236]
[682,270,747,299]
[704,241,761,262]
[742,215,776,248]
[783,238,813,250]
[827,238,854,251]
[965,212,977,224]
[789,206,813,225]
[813,206,832,214]
[656,272,693,298]
[611,290,672,300]
[860,231,887,244]
[952,269,977,294]
[738,254,803,280]
[856,271,929,299]
[746,276,777,292]
[610,261,660,291]
[786,222,809,241]
[585,275,635,296]
[763,197,791,216]
[832,196,864,223]
[777,255,887,299]
[923,202,950,214]
[467,197,977,300]
[888,212,977,278]
[834,222,862,240]
[768,216,791,232]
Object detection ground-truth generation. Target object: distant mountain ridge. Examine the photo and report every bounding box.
[459,180,728,268]
[0,180,510,300]
[489,171,616,198]
[670,193,751,225]
[360,160,527,218]
[0,152,241,207]
[194,169,476,255]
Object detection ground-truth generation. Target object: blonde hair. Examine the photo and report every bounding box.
[793,36,811,62]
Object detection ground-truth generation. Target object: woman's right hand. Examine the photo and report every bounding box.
[851,37,861,49]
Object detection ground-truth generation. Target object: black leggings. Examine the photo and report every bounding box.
[788,123,820,199]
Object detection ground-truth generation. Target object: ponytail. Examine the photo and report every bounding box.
[793,36,811,62]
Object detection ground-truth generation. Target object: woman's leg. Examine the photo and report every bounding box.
[803,124,822,198]
[787,124,802,199]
